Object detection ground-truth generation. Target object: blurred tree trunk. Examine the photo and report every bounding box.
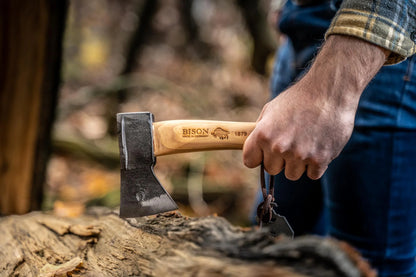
[237,0,276,75]
[178,0,212,59]
[106,0,159,136]
[0,0,68,214]
[117,0,159,103]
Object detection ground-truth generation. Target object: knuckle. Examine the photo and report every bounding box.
[242,142,261,168]
[243,158,251,168]
[256,130,271,144]
[284,162,305,181]
[285,170,302,181]
[307,153,329,168]
[271,139,290,155]
[280,145,307,162]
[307,170,321,180]
[307,166,327,180]
[264,165,283,176]
[243,158,257,168]
[242,152,258,168]
[263,158,284,175]
[292,148,308,161]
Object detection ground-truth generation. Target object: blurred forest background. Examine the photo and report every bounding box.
[46,0,279,225]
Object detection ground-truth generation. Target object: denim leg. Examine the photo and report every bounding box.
[273,172,327,236]
[323,57,416,276]
[270,38,295,99]
[323,129,416,276]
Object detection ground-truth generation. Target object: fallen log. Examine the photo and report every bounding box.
[0,208,376,277]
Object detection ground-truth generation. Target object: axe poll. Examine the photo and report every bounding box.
[117,112,256,218]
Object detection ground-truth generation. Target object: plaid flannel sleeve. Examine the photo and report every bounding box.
[325,0,416,64]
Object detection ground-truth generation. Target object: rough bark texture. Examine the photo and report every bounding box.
[0,209,376,277]
[0,0,67,214]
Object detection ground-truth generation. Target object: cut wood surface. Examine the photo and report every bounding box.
[0,208,376,277]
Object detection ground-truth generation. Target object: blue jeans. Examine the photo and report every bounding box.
[254,1,416,275]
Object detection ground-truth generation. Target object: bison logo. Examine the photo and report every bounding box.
[211,127,230,140]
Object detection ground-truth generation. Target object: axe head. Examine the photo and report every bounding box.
[117,112,178,218]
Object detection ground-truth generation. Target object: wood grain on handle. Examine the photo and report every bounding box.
[153,120,256,156]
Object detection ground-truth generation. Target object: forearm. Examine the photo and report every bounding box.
[301,35,389,112]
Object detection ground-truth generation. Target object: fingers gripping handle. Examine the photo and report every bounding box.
[153,120,256,156]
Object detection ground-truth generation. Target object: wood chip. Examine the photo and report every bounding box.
[69,224,101,237]
[39,257,83,277]
[37,218,70,235]
[38,219,101,238]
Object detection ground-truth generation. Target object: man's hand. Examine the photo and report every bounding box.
[243,35,389,180]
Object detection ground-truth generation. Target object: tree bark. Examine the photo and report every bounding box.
[0,0,67,214]
[0,209,376,277]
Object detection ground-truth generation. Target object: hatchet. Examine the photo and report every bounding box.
[117,112,256,218]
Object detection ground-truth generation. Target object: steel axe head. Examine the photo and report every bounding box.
[117,112,177,218]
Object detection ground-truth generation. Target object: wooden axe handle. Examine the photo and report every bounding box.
[153,120,256,156]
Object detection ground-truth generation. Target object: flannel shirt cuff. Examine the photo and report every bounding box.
[325,1,416,65]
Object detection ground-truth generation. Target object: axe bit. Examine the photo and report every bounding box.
[117,112,256,218]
